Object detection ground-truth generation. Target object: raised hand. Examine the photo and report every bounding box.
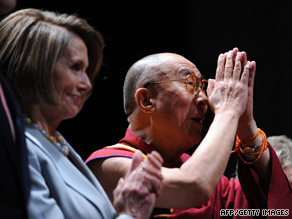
[236,58,258,142]
[113,150,163,219]
[207,48,252,119]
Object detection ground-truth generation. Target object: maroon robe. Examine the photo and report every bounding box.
[86,128,292,218]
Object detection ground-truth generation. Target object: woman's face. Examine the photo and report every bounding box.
[53,33,91,120]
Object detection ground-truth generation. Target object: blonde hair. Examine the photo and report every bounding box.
[0,8,104,107]
[268,135,292,168]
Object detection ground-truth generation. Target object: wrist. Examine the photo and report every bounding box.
[237,119,261,147]
[232,128,268,165]
[214,110,241,121]
[213,111,241,132]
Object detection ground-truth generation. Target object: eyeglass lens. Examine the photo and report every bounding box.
[186,76,199,95]
[186,77,207,95]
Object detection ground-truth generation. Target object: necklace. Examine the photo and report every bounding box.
[25,117,70,157]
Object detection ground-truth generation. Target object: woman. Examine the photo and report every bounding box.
[0,8,163,219]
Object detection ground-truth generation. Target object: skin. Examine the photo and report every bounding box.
[133,54,208,164]
[26,32,163,218]
[114,150,163,219]
[27,33,92,135]
[89,49,271,209]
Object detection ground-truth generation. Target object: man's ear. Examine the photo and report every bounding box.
[135,88,155,114]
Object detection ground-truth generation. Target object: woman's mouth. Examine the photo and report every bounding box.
[69,94,82,105]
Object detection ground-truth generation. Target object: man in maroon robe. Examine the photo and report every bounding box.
[86,49,292,218]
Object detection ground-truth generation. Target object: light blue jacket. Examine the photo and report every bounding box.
[25,124,133,219]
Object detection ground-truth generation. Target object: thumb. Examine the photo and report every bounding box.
[130,150,143,173]
[207,79,215,97]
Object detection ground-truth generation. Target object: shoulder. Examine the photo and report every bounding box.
[24,129,67,174]
[86,144,148,180]
[25,131,46,161]
[88,154,133,178]
[85,144,145,164]
[25,130,53,165]
[86,144,147,176]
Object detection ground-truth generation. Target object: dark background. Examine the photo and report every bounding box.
[12,0,292,177]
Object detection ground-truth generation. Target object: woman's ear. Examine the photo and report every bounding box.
[135,88,155,114]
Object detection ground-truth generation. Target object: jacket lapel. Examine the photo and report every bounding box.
[25,125,113,212]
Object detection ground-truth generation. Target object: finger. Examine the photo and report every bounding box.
[233,52,243,80]
[215,53,226,81]
[232,47,239,59]
[224,50,235,80]
[113,177,124,197]
[129,150,143,173]
[142,164,163,180]
[240,61,251,86]
[142,154,163,179]
[207,79,215,97]
[146,152,163,169]
[144,174,163,196]
[241,51,247,67]
[149,151,163,165]
[248,61,256,88]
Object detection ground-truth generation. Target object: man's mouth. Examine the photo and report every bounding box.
[191,117,204,124]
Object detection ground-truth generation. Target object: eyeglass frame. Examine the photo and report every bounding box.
[145,74,208,96]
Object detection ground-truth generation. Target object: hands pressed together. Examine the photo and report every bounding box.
[207,48,271,181]
[207,48,259,141]
[207,48,255,118]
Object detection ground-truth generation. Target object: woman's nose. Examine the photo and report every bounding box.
[78,72,92,94]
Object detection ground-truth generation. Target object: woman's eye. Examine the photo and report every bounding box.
[71,64,81,72]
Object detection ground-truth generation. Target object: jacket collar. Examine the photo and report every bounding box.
[25,124,115,215]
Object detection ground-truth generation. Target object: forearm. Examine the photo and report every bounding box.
[185,112,239,193]
[157,112,240,208]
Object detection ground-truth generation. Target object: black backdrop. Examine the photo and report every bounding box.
[13,0,292,177]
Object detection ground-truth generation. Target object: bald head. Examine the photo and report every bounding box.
[123,53,189,117]
[123,54,158,116]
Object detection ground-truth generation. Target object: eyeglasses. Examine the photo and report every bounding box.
[146,74,208,96]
